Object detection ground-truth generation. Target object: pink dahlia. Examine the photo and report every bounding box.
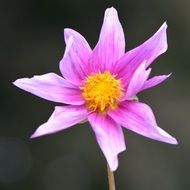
[14,7,177,171]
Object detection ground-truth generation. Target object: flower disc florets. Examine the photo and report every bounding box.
[81,71,124,112]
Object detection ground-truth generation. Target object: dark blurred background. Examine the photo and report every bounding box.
[0,0,189,189]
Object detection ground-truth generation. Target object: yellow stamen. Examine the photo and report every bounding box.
[80,71,124,112]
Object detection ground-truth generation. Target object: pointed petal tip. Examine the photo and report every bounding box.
[30,133,37,139]
[173,140,178,145]
[109,145,126,172]
[30,129,51,139]
[104,7,118,19]
[167,137,178,145]
[110,146,126,172]
[64,28,71,32]
[141,72,172,91]
[156,22,168,53]
[110,161,118,172]
[156,21,168,37]
[159,21,168,31]
[108,154,121,172]
[12,80,17,86]
[106,6,117,12]
[163,72,172,80]
[12,79,20,85]
[64,28,75,41]
[155,126,178,145]
[163,21,168,28]
[12,78,26,88]
[30,131,42,139]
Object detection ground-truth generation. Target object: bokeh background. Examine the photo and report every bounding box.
[1,0,189,189]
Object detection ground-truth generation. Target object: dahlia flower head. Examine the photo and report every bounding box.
[14,7,177,171]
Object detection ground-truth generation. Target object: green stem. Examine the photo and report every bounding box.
[107,163,116,190]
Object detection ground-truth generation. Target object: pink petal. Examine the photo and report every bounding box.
[89,7,125,73]
[59,29,92,85]
[141,74,171,91]
[108,101,177,144]
[31,105,87,138]
[13,73,84,105]
[114,22,168,87]
[88,112,126,171]
[124,62,151,99]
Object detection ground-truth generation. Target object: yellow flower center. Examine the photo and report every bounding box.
[80,71,124,112]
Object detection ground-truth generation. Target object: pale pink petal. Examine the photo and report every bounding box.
[108,101,177,144]
[89,7,125,73]
[13,73,84,105]
[88,112,126,171]
[114,22,168,87]
[59,29,92,85]
[141,74,171,91]
[124,62,151,99]
[31,105,87,138]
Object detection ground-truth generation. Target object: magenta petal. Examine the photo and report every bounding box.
[89,7,125,73]
[59,29,92,85]
[115,22,168,87]
[88,112,126,171]
[141,73,171,91]
[13,73,84,105]
[124,62,151,99]
[31,105,87,138]
[108,101,177,144]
